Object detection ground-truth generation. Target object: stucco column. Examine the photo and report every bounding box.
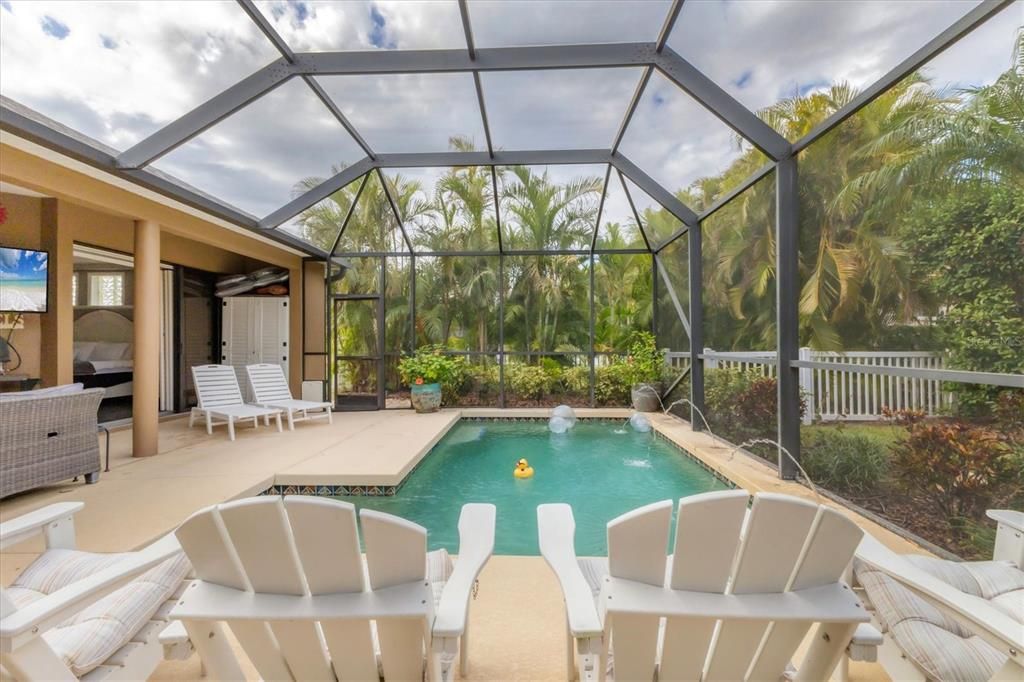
[39,199,73,386]
[132,220,160,457]
[288,265,302,397]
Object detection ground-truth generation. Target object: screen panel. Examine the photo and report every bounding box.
[153,78,365,218]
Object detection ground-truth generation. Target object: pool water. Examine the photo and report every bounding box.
[335,419,729,556]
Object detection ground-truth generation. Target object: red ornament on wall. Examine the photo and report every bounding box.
[0,202,7,225]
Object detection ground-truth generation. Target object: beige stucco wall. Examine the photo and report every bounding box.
[1,141,307,395]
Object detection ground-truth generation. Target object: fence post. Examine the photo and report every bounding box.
[799,347,814,424]
[704,348,717,370]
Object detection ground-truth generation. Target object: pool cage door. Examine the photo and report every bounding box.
[331,295,383,410]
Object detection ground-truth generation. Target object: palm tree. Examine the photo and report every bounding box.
[501,166,601,353]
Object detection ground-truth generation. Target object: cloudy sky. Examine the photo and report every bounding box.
[1,0,1021,226]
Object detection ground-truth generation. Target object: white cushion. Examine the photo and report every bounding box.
[73,342,97,361]
[91,342,129,361]
[6,549,131,609]
[42,553,190,677]
[0,383,85,403]
[6,548,191,678]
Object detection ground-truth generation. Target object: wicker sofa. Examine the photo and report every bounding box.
[0,385,104,498]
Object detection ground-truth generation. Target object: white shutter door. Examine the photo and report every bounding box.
[222,298,255,401]
[256,298,289,378]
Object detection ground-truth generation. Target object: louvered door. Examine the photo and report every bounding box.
[222,297,288,402]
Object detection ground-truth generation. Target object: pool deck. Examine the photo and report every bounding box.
[0,407,912,681]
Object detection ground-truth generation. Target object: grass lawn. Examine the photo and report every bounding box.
[801,421,905,449]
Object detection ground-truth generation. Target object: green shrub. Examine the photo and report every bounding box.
[397,346,467,405]
[595,363,632,405]
[623,331,665,385]
[506,363,552,400]
[561,365,590,395]
[801,429,889,494]
[455,363,499,402]
[704,368,806,460]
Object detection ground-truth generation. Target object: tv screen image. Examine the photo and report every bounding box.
[0,247,49,313]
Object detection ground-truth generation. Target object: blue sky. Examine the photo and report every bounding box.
[0,248,48,281]
[0,0,1020,222]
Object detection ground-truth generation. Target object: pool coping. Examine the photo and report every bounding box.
[260,411,738,497]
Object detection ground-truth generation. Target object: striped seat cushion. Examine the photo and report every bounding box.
[9,550,191,678]
[427,548,453,606]
[855,559,1008,682]
[6,549,132,608]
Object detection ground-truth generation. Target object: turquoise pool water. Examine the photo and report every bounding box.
[335,419,729,556]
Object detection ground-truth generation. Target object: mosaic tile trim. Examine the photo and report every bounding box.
[262,484,397,497]
[263,416,737,497]
[652,429,737,489]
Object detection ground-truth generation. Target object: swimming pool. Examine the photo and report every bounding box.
[335,419,730,555]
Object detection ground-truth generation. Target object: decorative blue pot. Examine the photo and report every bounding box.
[410,382,442,413]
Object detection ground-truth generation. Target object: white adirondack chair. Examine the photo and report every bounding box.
[538,490,874,682]
[165,495,495,681]
[188,364,282,441]
[853,510,1024,682]
[0,502,190,681]
[245,363,333,430]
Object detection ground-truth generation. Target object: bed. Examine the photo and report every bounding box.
[73,310,134,398]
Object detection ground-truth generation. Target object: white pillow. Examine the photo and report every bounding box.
[91,342,129,361]
[73,342,97,361]
[121,343,134,360]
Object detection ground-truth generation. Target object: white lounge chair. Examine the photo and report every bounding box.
[245,362,333,430]
[163,495,495,681]
[538,490,875,681]
[853,509,1024,682]
[0,502,190,681]
[188,364,282,441]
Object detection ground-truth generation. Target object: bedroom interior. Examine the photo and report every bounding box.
[0,177,305,455]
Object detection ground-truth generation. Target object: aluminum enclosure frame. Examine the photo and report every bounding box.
[1,0,1019,480]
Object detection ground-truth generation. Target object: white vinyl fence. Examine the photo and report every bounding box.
[665,348,949,423]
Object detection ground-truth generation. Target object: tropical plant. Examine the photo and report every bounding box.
[889,418,1017,521]
[622,331,664,386]
[397,346,466,390]
[801,430,889,494]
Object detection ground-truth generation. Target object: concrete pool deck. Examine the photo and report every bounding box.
[0,408,913,680]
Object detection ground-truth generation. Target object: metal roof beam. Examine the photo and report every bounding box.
[0,99,326,257]
[116,59,296,169]
[372,149,614,168]
[259,158,375,228]
[612,153,698,227]
[654,47,791,161]
[296,42,658,75]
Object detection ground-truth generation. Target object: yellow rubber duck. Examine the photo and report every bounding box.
[513,458,534,479]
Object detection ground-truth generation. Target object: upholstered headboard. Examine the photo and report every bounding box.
[74,309,133,343]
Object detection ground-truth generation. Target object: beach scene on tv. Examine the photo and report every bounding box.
[0,247,48,313]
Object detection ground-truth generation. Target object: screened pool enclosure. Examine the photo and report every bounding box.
[2,0,1022,479]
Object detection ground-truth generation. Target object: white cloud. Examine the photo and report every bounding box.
[0,1,280,149]
[1,0,1019,224]
[254,0,465,51]
[468,0,671,48]
[668,0,1020,115]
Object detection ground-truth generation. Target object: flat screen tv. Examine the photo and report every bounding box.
[0,247,49,313]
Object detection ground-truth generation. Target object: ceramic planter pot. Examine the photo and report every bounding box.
[631,383,662,412]
[410,382,442,413]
